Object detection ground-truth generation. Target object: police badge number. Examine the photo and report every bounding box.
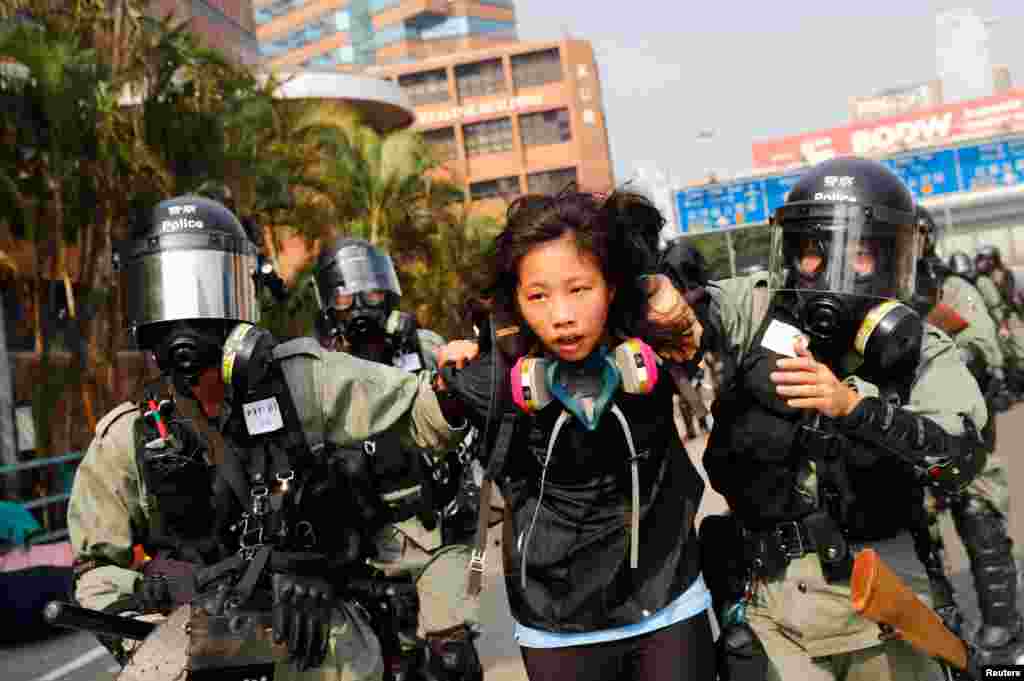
[242,397,285,435]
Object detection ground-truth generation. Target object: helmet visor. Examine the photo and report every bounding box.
[769,202,918,302]
[123,248,260,330]
[328,288,389,311]
[318,245,401,309]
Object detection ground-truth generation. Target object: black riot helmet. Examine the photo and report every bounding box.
[117,195,259,386]
[949,251,977,281]
[769,157,922,377]
[313,237,402,346]
[917,205,945,258]
[912,255,950,316]
[975,245,1002,276]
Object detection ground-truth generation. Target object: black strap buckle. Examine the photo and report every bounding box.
[774,521,806,559]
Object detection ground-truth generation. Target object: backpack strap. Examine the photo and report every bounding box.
[751,281,771,332]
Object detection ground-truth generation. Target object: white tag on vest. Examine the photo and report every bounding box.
[243,397,284,435]
[760,319,806,358]
[394,352,422,372]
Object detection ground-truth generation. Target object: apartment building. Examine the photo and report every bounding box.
[150,0,261,63]
[372,38,615,208]
[256,0,518,70]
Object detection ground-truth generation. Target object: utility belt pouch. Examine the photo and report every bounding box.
[802,510,852,583]
[745,522,798,577]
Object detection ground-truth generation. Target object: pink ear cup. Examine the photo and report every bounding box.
[511,357,552,412]
[615,338,659,394]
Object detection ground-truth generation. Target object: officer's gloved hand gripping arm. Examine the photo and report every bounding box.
[834,389,984,495]
[771,334,985,494]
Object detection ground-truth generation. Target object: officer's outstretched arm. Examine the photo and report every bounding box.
[314,350,465,452]
[67,404,148,611]
[836,329,988,494]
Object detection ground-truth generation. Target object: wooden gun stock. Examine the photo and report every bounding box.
[850,549,968,670]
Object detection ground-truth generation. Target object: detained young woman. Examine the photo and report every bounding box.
[435,190,715,681]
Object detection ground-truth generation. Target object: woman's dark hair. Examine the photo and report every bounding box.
[487,186,667,354]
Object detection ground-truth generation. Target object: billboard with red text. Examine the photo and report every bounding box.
[753,88,1024,172]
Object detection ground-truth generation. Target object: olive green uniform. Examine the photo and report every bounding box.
[936,274,1010,520]
[977,274,1024,362]
[368,329,480,637]
[709,273,987,681]
[68,341,463,681]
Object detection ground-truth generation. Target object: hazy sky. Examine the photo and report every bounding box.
[513,1,1024,187]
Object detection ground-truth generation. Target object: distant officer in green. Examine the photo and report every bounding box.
[911,210,1021,666]
[312,237,483,681]
[975,244,1024,394]
[914,211,1010,412]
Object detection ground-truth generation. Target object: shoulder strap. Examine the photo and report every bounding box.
[96,402,139,438]
[751,282,771,332]
[467,320,522,597]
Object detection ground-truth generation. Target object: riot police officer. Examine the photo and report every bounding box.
[312,237,483,681]
[67,196,468,680]
[698,158,992,680]
[975,244,1024,395]
[950,251,977,282]
[913,208,1022,664]
[915,210,1012,411]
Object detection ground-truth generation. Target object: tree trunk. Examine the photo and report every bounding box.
[0,285,17,497]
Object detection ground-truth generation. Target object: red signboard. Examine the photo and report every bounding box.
[752,88,1024,172]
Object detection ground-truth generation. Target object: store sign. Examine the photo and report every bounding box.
[849,81,942,122]
[753,88,1024,171]
[416,94,544,126]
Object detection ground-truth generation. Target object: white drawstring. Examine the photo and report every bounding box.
[521,409,572,590]
[610,404,641,569]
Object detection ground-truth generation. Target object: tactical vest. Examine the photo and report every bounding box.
[333,330,461,532]
[133,339,384,569]
[704,297,921,541]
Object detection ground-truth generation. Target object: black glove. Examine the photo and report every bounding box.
[986,367,1012,413]
[272,573,334,671]
[438,352,499,432]
[133,574,174,614]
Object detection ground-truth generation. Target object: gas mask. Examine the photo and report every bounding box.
[773,228,922,380]
[510,338,659,431]
[149,321,228,398]
[336,290,394,343]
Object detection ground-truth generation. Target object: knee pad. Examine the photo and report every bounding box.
[955,498,1011,556]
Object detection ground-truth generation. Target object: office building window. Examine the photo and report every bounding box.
[398,69,450,106]
[423,127,458,162]
[470,176,520,201]
[511,48,563,89]
[455,59,506,99]
[254,0,311,26]
[463,117,513,157]
[519,108,571,147]
[527,167,578,195]
[259,8,351,57]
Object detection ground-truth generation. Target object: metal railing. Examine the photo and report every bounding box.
[1,451,83,544]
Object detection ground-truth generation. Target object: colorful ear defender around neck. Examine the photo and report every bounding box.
[509,338,660,419]
[511,356,554,412]
[614,338,659,395]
